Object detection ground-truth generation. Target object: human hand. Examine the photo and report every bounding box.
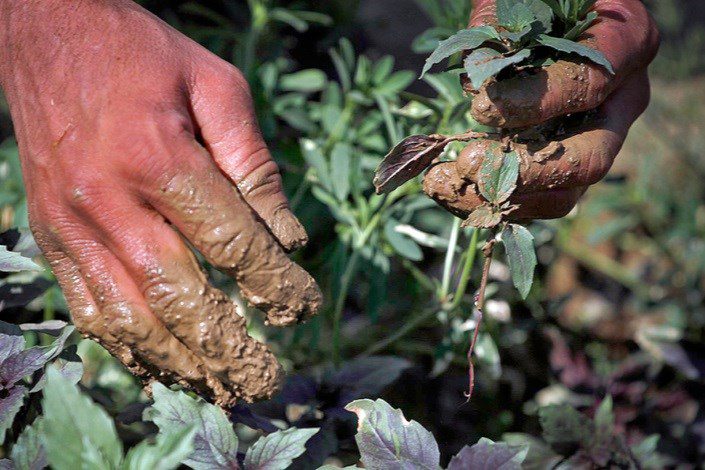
[0,0,321,405]
[423,0,660,220]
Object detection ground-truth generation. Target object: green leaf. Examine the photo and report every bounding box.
[384,219,423,261]
[564,11,598,40]
[279,69,327,93]
[448,438,528,470]
[421,26,500,77]
[477,148,520,205]
[42,367,123,470]
[463,48,532,89]
[345,398,439,470]
[372,55,394,85]
[10,417,46,470]
[594,396,614,436]
[300,139,332,192]
[539,404,593,449]
[0,245,42,273]
[244,427,319,470]
[145,383,238,470]
[523,0,554,32]
[500,2,536,32]
[330,143,351,201]
[536,35,614,74]
[501,224,537,299]
[122,426,196,470]
[375,71,415,97]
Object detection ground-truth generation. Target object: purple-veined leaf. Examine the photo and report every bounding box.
[0,333,25,366]
[345,398,439,470]
[374,134,448,194]
[0,385,26,442]
[448,438,528,470]
[244,427,319,470]
[0,326,74,387]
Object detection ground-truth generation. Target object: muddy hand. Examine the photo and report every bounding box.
[0,0,321,405]
[424,0,659,220]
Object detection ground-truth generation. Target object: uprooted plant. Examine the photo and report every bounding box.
[373,0,614,399]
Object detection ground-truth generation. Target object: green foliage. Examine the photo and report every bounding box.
[500,224,537,299]
[423,0,612,88]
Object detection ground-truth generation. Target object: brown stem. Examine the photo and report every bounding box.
[464,235,496,402]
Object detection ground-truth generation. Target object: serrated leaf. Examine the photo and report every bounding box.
[448,438,528,470]
[501,224,536,299]
[464,204,502,229]
[330,143,351,202]
[244,427,319,470]
[345,398,439,470]
[42,368,123,470]
[0,386,26,443]
[0,326,74,387]
[123,426,196,470]
[0,245,41,273]
[421,26,500,77]
[539,404,593,449]
[536,35,614,73]
[477,148,520,205]
[373,134,446,194]
[10,418,47,470]
[464,48,531,89]
[146,383,238,470]
[384,219,423,261]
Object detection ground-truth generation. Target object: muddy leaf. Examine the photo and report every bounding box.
[244,427,319,470]
[464,48,531,89]
[373,134,447,194]
[501,224,536,299]
[345,398,439,470]
[448,438,528,470]
[146,383,238,470]
[478,148,520,205]
[463,204,502,229]
[536,35,614,74]
[421,26,500,77]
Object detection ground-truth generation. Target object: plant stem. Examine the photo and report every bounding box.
[449,227,480,311]
[361,306,438,357]
[440,218,461,299]
[332,249,360,367]
[465,235,496,401]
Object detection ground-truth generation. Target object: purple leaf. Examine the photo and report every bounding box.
[373,134,448,194]
[0,333,25,367]
[243,427,319,470]
[0,385,27,442]
[0,326,73,387]
[329,356,411,404]
[448,438,528,470]
[345,398,439,469]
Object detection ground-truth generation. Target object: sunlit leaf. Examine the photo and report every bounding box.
[463,48,532,89]
[421,26,500,77]
[244,427,319,470]
[501,224,536,299]
[373,134,447,194]
[536,35,614,73]
[477,148,520,205]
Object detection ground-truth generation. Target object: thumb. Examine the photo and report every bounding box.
[188,63,307,252]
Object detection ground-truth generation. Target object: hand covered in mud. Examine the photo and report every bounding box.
[0,0,321,405]
[424,0,660,220]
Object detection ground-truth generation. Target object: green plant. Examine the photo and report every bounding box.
[421,0,612,87]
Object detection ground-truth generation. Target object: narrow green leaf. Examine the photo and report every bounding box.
[564,11,598,40]
[371,55,394,84]
[330,143,351,201]
[300,139,332,191]
[279,69,327,93]
[536,35,614,73]
[463,48,532,89]
[594,396,614,436]
[244,427,319,470]
[477,148,520,205]
[42,368,123,470]
[501,224,537,299]
[421,26,500,77]
[384,219,423,261]
[375,71,414,97]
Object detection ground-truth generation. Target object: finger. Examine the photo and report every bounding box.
[140,135,321,326]
[459,71,650,193]
[65,193,284,402]
[423,161,586,220]
[39,235,230,403]
[189,63,308,252]
[468,0,659,128]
